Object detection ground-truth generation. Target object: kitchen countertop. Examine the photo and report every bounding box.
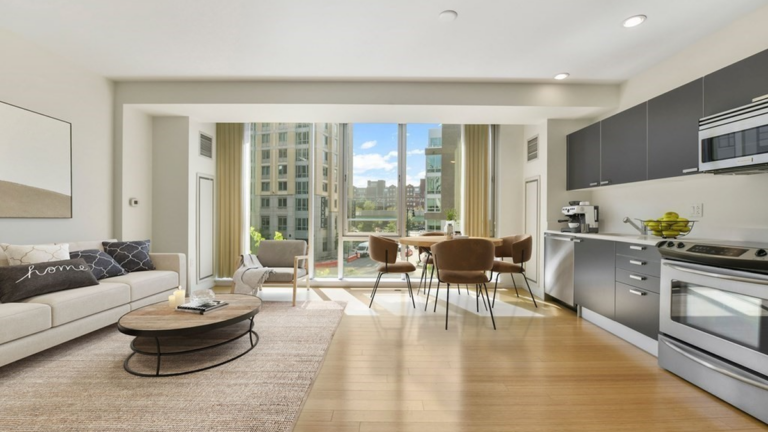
[544,230,666,246]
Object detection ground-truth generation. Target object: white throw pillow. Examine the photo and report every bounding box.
[4,243,70,266]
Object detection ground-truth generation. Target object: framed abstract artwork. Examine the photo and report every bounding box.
[0,100,72,218]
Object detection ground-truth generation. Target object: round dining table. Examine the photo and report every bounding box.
[399,235,503,247]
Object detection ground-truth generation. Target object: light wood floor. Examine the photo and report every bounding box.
[291,287,768,432]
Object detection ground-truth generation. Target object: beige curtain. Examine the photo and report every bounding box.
[216,123,244,279]
[464,125,490,237]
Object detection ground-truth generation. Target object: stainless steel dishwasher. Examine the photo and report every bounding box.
[544,233,580,307]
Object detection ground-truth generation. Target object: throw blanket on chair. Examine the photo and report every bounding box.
[233,254,275,296]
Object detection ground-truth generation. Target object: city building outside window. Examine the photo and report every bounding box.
[261,133,270,145]
[261,166,270,178]
[261,181,270,192]
[278,149,288,160]
[278,181,288,191]
[296,131,309,145]
[278,216,288,232]
[427,155,442,173]
[296,148,309,161]
[296,218,308,231]
[261,216,270,231]
[261,198,270,208]
[278,198,287,208]
[296,165,308,178]
[261,149,270,161]
[297,181,308,194]
[278,164,288,177]
[296,198,308,211]
[278,132,288,144]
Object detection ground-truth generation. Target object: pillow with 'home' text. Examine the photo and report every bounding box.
[0,259,99,303]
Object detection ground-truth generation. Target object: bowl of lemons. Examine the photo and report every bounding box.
[638,212,696,239]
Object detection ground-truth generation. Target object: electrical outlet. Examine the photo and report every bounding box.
[689,203,704,219]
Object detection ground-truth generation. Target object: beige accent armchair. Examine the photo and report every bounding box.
[254,240,310,306]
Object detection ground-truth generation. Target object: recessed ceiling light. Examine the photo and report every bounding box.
[438,10,458,22]
[623,15,647,28]
[554,73,570,80]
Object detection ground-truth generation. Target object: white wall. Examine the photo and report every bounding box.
[152,117,189,256]
[0,29,113,244]
[590,5,768,243]
[120,107,153,240]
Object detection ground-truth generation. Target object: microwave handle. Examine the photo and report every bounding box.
[660,336,768,391]
[663,262,768,286]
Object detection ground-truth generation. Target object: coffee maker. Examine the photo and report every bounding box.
[559,201,599,233]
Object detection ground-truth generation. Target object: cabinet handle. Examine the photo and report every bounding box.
[682,167,698,174]
[589,182,598,187]
[629,245,646,251]
[600,180,610,185]
[629,289,647,296]
[629,260,646,266]
[629,274,646,281]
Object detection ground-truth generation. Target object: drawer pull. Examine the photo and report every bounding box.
[629,245,646,251]
[600,180,610,185]
[629,260,646,266]
[589,182,598,186]
[682,168,698,174]
[629,289,647,296]
[629,274,646,281]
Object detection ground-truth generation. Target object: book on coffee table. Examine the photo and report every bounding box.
[176,300,229,315]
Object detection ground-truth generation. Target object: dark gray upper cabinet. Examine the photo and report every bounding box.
[574,238,615,318]
[600,103,648,186]
[648,78,703,179]
[704,48,768,116]
[567,123,601,190]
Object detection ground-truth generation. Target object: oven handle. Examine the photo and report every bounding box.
[663,263,768,286]
[660,336,768,391]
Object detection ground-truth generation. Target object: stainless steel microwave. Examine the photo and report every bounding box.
[699,97,768,174]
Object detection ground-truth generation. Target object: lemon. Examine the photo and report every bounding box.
[672,222,688,229]
[664,212,680,220]
[663,230,680,237]
[651,230,663,236]
[678,226,691,233]
[647,221,660,229]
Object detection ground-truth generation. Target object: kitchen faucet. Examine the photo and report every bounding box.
[623,217,648,235]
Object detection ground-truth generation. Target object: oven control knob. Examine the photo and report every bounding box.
[677,242,686,249]
[756,249,768,257]
[656,241,667,248]
[667,241,675,248]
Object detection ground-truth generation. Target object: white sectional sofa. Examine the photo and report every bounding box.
[0,239,185,367]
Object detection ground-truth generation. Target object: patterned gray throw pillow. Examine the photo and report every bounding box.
[0,259,99,303]
[102,240,156,273]
[69,249,127,280]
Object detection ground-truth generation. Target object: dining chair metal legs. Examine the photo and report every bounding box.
[445,283,450,330]
[511,275,520,298]
[493,273,500,308]
[405,273,416,308]
[369,272,383,308]
[523,274,538,308]
[483,283,497,330]
[433,282,441,313]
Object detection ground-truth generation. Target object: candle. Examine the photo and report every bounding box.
[168,294,176,309]
[174,288,186,307]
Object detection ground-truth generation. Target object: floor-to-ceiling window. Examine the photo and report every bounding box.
[245,122,491,282]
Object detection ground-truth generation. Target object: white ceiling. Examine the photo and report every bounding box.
[0,0,765,82]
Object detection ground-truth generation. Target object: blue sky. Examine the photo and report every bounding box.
[351,123,435,187]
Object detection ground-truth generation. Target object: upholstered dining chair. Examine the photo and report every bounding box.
[430,238,496,330]
[417,231,444,294]
[368,235,417,309]
[491,234,538,308]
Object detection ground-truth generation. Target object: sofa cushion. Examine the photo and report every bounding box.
[102,240,156,273]
[70,249,127,280]
[257,240,307,268]
[103,270,179,301]
[266,267,307,283]
[0,243,8,267]
[23,282,130,327]
[0,303,51,344]
[3,243,70,266]
[0,259,99,303]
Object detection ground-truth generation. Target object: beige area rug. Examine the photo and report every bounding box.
[0,301,345,432]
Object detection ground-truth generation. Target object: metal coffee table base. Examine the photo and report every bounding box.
[123,317,259,377]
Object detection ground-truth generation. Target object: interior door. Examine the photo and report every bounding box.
[524,177,540,283]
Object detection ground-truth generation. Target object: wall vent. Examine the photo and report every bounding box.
[527,136,538,162]
[199,133,213,158]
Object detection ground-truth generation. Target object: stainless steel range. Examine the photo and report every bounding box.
[658,239,768,424]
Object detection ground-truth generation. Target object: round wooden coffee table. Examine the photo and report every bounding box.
[117,294,262,377]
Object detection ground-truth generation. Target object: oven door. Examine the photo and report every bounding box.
[660,259,768,377]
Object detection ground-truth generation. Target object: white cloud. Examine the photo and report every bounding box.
[384,151,398,160]
[416,171,426,178]
[360,140,377,150]
[353,153,396,173]
[407,149,425,155]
